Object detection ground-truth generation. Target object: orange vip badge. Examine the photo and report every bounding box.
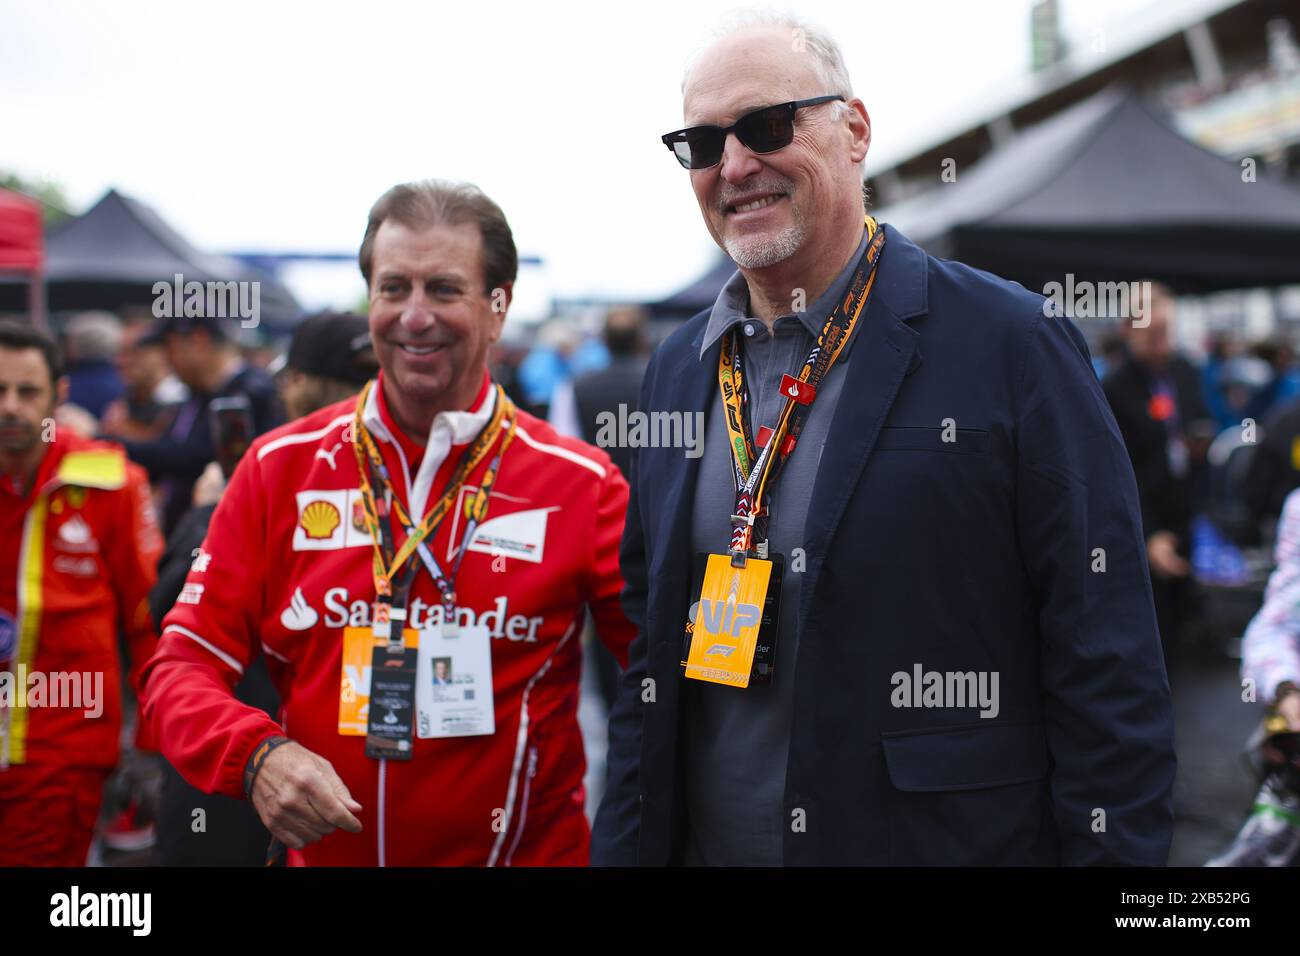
[339,625,419,735]
[684,553,772,689]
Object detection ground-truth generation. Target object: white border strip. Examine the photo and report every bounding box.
[163,624,245,675]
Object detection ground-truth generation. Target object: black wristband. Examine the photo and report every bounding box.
[244,734,292,798]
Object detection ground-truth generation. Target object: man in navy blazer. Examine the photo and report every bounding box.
[592,11,1175,866]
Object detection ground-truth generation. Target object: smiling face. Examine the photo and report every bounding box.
[367,219,508,438]
[682,25,870,271]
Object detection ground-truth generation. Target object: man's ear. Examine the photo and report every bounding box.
[488,281,513,342]
[55,375,70,407]
[847,98,871,165]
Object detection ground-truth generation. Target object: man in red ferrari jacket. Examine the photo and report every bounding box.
[141,180,636,865]
[0,320,162,866]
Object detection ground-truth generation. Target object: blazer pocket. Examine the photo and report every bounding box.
[873,425,990,455]
[881,720,1049,792]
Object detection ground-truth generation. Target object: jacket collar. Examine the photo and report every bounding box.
[360,369,496,521]
[698,227,872,360]
[690,223,928,358]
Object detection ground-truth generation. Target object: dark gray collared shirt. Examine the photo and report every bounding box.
[682,227,871,866]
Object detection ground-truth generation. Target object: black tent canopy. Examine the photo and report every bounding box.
[876,87,1300,294]
[0,189,301,328]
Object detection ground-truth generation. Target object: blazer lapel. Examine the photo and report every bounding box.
[797,226,929,636]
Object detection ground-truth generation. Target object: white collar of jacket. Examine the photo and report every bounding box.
[360,372,497,523]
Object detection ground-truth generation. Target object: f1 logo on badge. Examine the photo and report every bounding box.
[689,599,761,637]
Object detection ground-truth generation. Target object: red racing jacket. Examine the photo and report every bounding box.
[0,432,162,770]
[141,371,636,865]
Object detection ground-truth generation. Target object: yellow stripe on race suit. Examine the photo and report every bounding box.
[56,449,126,490]
[2,492,49,767]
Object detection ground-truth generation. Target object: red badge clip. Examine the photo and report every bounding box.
[779,374,816,405]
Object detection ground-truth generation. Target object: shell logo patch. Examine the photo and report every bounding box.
[301,500,341,540]
[293,490,374,551]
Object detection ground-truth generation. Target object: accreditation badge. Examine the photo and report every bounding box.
[365,644,418,760]
[414,624,496,738]
[338,625,419,736]
[683,552,781,689]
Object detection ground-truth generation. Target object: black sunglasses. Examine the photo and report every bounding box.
[661,95,845,170]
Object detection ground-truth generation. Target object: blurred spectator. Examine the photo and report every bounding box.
[0,319,162,865]
[1214,352,1275,430]
[63,310,125,419]
[1103,281,1216,658]
[1250,339,1300,415]
[517,320,581,417]
[489,339,530,412]
[1203,332,1237,431]
[100,312,188,441]
[106,314,282,532]
[275,311,376,420]
[1091,328,1127,380]
[569,305,649,480]
[149,313,373,865]
[1243,390,1300,536]
[550,305,649,711]
[1241,487,1300,740]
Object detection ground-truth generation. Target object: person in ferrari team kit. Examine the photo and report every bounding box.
[142,180,636,866]
[0,320,163,866]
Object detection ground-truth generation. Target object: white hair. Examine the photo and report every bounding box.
[66,311,123,363]
[681,7,856,120]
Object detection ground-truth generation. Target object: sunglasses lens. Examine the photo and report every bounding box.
[669,140,694,169]
[682,128,724,169]
[737,106,794,153]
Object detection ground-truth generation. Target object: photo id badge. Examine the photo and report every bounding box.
[339,625,419,736]
[364,645,418,761]
[683,553,774,689]
[415,624,495,738]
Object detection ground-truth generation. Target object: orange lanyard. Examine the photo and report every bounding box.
[717,216,886,560]
[349,380,517,606]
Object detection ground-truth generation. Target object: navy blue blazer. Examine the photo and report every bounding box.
[592,225,1176,866]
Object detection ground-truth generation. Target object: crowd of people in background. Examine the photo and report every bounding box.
[6,258,1300,865]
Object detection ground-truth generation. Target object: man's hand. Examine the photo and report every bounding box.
[250,741,363,849]
[192,461,226,507]
[1262,690,1300,765]
[55,402,98,439]
[1278,692,1300,730]
[1147,531,1191,579]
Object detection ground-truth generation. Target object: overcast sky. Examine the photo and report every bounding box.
[3,0,1146,312]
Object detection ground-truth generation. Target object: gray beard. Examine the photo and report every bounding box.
[723,220,806,269]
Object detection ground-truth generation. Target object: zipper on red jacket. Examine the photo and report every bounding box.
[504,745,539,867]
